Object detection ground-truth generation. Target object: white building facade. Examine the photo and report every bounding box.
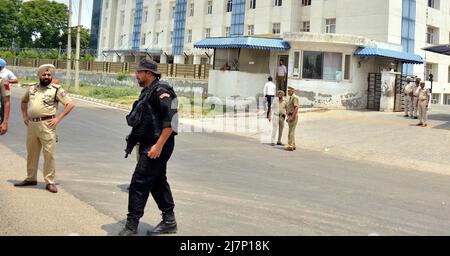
[97,0,450,107]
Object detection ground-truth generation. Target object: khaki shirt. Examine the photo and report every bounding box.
[403,82,413,95]
[0,77,11,97]
[418,88,430,101]
[21,83,72,118]
[287,94,300,115]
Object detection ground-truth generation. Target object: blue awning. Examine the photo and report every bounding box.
[422,44,450,56]
[102,49,162,55]
[194,36,290,51]
[354,47,423,64]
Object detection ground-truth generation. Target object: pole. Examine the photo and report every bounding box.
[66,0,72,90]
[75,0,82,93]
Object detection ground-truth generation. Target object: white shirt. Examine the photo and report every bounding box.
[264,81,276,96]
[277,65,287,76]
[0,68,17,81]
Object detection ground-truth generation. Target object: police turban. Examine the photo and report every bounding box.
[37,64,56,78]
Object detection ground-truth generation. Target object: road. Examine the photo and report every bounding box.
[2,86,450,235]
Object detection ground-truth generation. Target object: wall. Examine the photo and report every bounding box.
[8,66,208,98]
[208,70,269,99]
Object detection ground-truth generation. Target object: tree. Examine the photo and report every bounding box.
[0,0,22,48]
[62,26,91,50]
[17,0,68,48]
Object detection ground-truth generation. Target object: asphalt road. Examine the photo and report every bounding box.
[2,86,450,235]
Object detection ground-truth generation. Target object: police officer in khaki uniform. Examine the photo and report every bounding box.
[15,64,75,193]
[417,81,430,128]
[0,77,11,135]
[270,90,287,146]
[286,86,300,151]
[403,76,414,118]
[412,77,421,119]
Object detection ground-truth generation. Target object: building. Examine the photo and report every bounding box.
[89,0,103,52]
[97,0,450,108]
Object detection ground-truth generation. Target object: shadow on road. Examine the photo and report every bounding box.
[117,184,129,193]
[428,114,450,131]
[101,219,155,236]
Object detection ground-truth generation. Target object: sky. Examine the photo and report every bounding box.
[54,0,93,29]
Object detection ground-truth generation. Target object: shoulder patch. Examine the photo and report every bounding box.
[160,93,171,99]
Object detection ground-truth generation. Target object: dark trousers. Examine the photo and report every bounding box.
[265,95,274,119]
[126,136,175,229]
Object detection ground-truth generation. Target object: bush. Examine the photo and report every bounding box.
[0,51,16,59]
[40,50,59,59]
[117,71,130,81]
[18,50,40,59]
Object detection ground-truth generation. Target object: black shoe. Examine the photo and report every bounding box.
[414,117,418,119]
[118,226,137,236]
[403,115,409,117]
[277,142,284,146]
[147,211,177,235]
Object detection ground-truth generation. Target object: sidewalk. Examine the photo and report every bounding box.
[179,104,450,176]
[0,143,120,236]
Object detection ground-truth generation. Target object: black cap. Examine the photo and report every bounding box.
[136,59,160,75]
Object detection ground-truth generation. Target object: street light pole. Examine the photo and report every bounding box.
[74,0,82,93]
[66,0,72,90]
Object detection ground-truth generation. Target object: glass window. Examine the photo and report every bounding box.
[227,0,233,12]
[344,55,351,80]
[302,51,323,79]
[323,52,342,81]
[249,0,256,9]
[325,18,336,33]
[301,21,310,32]
[247,25,254,35]
[207,0,213,14]
[205,28,211,38]
[293,52,300,77]
[274,0,282,6]
[272,23,281,34]
[189,2,194,16]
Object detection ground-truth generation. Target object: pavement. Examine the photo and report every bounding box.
[2,85,450,236]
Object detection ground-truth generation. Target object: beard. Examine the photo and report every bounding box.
[40,78,52,86]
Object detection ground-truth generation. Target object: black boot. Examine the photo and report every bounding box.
[147,211,177,235]
[118,223,138,236]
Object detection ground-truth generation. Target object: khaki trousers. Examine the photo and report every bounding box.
[287,117,298,148]
[404,96,413,116]
[26,121,56,184]
[418,99,428,125]
[413,97,419,117]
[271,114,285,144]
[276,76,286,92]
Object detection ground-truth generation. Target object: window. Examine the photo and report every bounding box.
[302,0,311,6]
[344,54,351,80]
[105,1,109,9]
[171,4,176,19]
[119,35,124,46]
[274,0,282,6]
[120,11,125,26]
[428,0,439,9]
[325,18,336,33]
[444,94,450,105]
[272,23,281,34]
[293,52,300,77]
[189,2,194,16]
[205,28,211,38]
[207,0,213,14]
[227,0,233,12]
[302,51,343,81]
[426,63,438,82]
[144,10,148,23]
[156,8,161,20]
[249,0,256,9]
[427,26,439,44]
[155,32,159,44]
[225,26,231,37]
[247,25,254,35]
[141,33,146,45]
[187,29,192,43]
[431,93,440,104]
[170,31,173,44]
[448,66,450,83]
[301,21,310,32]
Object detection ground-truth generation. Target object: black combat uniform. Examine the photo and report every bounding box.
[124,79,178,235]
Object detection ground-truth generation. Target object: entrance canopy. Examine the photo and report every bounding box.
[422,44,450,56]
[355,47,424,64]
[194,36,290,51]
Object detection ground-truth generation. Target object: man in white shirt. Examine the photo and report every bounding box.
[276,60,288,92]
[263,76,276,119]
[0,59,18,121]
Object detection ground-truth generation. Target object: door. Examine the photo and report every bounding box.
[367,73,382,111]
[276,55,289,92]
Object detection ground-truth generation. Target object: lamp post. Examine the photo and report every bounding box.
[58,42,62,59]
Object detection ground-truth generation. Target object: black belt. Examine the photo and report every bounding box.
[30,115,55,122]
